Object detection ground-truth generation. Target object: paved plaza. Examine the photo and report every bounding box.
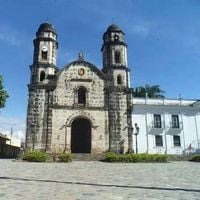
[0,159,200,200]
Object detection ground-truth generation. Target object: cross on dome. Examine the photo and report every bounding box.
[78,51,84,61]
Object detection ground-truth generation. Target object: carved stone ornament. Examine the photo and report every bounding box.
[78,68,85,76]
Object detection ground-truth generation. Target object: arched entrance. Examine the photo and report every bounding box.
[71,118,91,153]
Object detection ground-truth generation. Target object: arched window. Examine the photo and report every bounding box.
[40,71,45,81]
[78,87,86,105]
[41,51,47,60]
[117,75,122,85]
[115,51,121,64]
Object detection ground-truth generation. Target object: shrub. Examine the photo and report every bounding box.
[189,154,200,162]
[58,153,72,163]
[104,152,119,162]
[22,151,48,162]
[103,152,168,163]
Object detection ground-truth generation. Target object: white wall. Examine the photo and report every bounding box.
[6,136,21,147]
[132,98,200,154]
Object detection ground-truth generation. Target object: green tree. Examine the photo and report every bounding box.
[133,84,165,98]
[0,75,9,108]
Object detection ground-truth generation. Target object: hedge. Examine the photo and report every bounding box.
[103,152,168,163]
[189,154,200,162]
[58,153,73,163]
[22,151,48,162]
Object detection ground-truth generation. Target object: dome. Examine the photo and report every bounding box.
[37,22,57,35]
[106,24,121,32]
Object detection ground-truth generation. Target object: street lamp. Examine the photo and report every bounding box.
[10,127,13,145]
[10,124,16,146]
[134,123,140,154]
[128,126,134,153]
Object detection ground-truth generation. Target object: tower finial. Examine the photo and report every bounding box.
[78,51,84,61]
[45,17,49,23]
[111,17,115,24]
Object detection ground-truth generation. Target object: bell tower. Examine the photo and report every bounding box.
[102,24,130,87]
[26,22,58,151]
[102,24,133,153]
[33,22,58,65]
[31,22,58,84]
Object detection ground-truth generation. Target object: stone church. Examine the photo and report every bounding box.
[25,22,133,154]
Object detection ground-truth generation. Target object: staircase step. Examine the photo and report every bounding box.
[72,153,105,161]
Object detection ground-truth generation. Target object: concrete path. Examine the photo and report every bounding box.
[0,160,199,200]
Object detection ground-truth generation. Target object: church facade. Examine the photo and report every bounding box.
[26,22,200,155]
[25,22,133,153]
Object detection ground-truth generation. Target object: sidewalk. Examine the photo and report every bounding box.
[0,160,199,200]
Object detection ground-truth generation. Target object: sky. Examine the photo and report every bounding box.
[0,0,200,140]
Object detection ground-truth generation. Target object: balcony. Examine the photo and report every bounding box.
[168,121,183,130]
[151,121,164,129]
[147,121,165,134]
[166,121,183,134]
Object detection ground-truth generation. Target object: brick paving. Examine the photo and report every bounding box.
[0,159,200,200]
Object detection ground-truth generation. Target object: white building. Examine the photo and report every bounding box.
[132,98,200,154]
[6,136,21,148]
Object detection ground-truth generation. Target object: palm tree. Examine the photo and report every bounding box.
[0,75,9,108]
[133,84,165,98]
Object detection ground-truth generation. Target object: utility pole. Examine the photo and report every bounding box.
[134,123,140,154]
[10,127,13,145]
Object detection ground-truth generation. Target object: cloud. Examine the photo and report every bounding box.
[154,21,200,55]
[127,18,200,56]
[0,116,25,140]
[0,25,25,46]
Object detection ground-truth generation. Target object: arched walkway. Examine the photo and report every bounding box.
[71,118,91,153]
